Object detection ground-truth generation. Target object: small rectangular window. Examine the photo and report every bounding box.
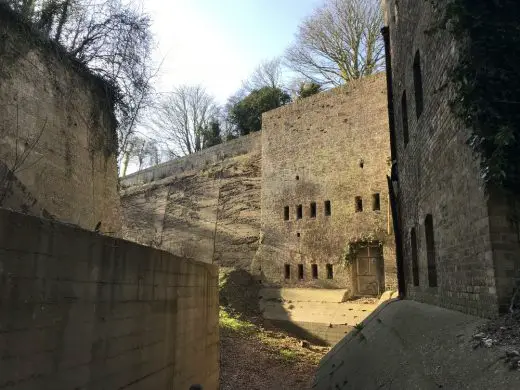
[410,228,419,287]
[326,264,333,279]
[284,206,290,221]
[298,264,304,280]
[311,264,318,279]
[414,51,424,119]
[372,193,381,211]
[310,202,317,218]
[425,214,437,287]
[284,264,291,279]
[355,197,363,212]
[402,91,409,146]
[296,205,303,220]
[324,200,331,216]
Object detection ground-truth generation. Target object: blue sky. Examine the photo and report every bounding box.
[144,0,323,103]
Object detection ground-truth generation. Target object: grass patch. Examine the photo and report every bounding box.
[279,348,297,362]
[354,323,364,331]
[219,308,256,335]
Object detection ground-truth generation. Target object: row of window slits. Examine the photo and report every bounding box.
[283,195,381,221]
[355,194,380,212]
[402,51,424,147]
[284,264,334,280]
[284,200,331,221]
[409,214,437,288]
[396,48,437,287]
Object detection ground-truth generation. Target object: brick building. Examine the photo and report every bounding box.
[383,0,520,316]
[254,74,397,296]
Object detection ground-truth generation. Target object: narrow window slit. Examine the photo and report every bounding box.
[414,51,424,118]
[372,193,381,211]
[402,91,409,146]
[312,264,318,279]
[324,200,331,216]
[326,264,333,279]
[310,202,317,218]
[425,214,437,287]
[355,197,363,212]
[410,228,419,286]
[284,206,290,221]
[284,264,291,279]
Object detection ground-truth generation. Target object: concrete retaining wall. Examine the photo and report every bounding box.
[0,208,219,389]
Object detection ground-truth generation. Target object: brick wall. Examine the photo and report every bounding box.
[385,0,504,316]
[0,208,219,389]
[0,6,121,234]
[254,74,396,293]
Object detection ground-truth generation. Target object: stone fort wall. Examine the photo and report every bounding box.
[120,132,261,187]
[385,0,520,316]
[0,208,219,389]
[254,74,396,294]
[120,132,262,267]
[0,6,122,234]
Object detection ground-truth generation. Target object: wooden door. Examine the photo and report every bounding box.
[354,245,383,296]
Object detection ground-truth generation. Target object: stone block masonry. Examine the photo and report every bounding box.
[0,208,219,389]
[384,0,520,317]
[255,74,396,295]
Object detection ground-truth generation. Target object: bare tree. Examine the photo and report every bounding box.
[243,57,286,92]
[285,0,384,86]
[151,85,218,157]
[119,134,161,175]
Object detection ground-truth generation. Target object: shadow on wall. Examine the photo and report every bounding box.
[219,267,330,346]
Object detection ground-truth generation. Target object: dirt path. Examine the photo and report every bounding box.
[219,310,328,390]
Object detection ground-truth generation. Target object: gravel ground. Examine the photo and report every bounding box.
[220,321,328,390]
[476,311,520,349]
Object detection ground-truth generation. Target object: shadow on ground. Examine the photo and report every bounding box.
[219,267,329,345]
[218,267,328,390]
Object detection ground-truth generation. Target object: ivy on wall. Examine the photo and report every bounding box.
[432,0,520,196]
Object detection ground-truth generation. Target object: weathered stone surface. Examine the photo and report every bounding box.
[385,0,520,317]
[255,74,396,292]
[121,133,261,267]
[0,7,121,234]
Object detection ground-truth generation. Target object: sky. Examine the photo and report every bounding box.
[143,0,323,104]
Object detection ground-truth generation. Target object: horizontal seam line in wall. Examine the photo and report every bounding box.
[0,316,165,334]
[1,275,206,287]
[117,362,174,390]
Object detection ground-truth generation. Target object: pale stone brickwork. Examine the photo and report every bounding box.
[121,132,261,187]
[0,7,121,234]
[0,208,219,390]
[385,0,520,316]
[121,132,261,266]
[254,74,396,295]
